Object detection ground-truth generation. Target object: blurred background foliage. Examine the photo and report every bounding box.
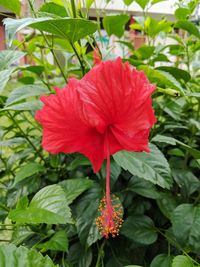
[0,0,200,266]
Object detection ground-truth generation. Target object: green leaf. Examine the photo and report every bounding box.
[124,266,143,267]
[172,255,193,267]
[151,0,167,4]
[128,176,161,199]
[174,20,200,38]
[76,184,102,247]
[156,66,191,82]
[59,178,94,204]
[134,45,155,60]
[103,14,130,38]
[121,214,157,245]
[175,7,191,20]
[172,169,200,196]
[152,134,200,159]
[39,2,68,17]
[0,0,20,16]
[157,192,177,219]
[20,65,45,75]
[135,0,150,9]
[9,184,72,224]
[29,18,98,43]
[86,0,94,8]
[2,100,43,112]
[0,244,57,267]
[37,230,69,252]
[0,50,25,71]
[150,254,173,267]
[139,66,184,94]
[145,17,172,37]
[113,144,172,189]
[3,18,48,45]
[123,0,134,5]
[0,137,25,147]
[0,69,14,93]
[5,85,49,106]
[171,204,200,251]
[14,163,45,185]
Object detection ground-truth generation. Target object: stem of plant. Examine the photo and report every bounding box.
[95,240,106,267]
[27,0,67,83]
[70,42,85,76]
[7,111,46,164]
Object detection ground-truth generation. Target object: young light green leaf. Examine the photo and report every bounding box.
[9,184,72,224]
[2,100,43,112]
[0,244,57,267]
[14,162,45,185]
[172,255,193,267]
[59,178,94,204]
[29,18,98,43]
[39,2,68,17]
[0,68,14,93]
[103,14,130,38]
[113,144,172,189]
[135,0,150,9]
[37,230,69,252]
[174,20,200,38]
[5,85,49,106]
[0,50,25,71]
[0,0,20,16]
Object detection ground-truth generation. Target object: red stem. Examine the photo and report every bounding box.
[105,131,112,212]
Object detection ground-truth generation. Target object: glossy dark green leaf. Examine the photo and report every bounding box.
[113,144,172,189]
[14,162,45,184]
[157,192,177,219]
[59,178,94,204]
[0,0,20,15]
[128,176,161,199]
[37,230,68,252]
[0,244,57,267]
[76,184,102,247]
[171,204,200,251]
[174,20,200,38]
[172,169,200,196]
[9,184,72,224]
[121,214,157,244]
[103,14,130,38]
[150,254,173,267]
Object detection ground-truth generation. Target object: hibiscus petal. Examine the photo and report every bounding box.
[35,79,105,172]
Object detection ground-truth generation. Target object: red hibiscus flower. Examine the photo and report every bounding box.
[35,57,156,238]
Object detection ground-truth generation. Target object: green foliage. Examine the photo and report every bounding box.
[0,244,57,267]
[0,0,200,266]
[103,14,130,38]
[0,0,20,16]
